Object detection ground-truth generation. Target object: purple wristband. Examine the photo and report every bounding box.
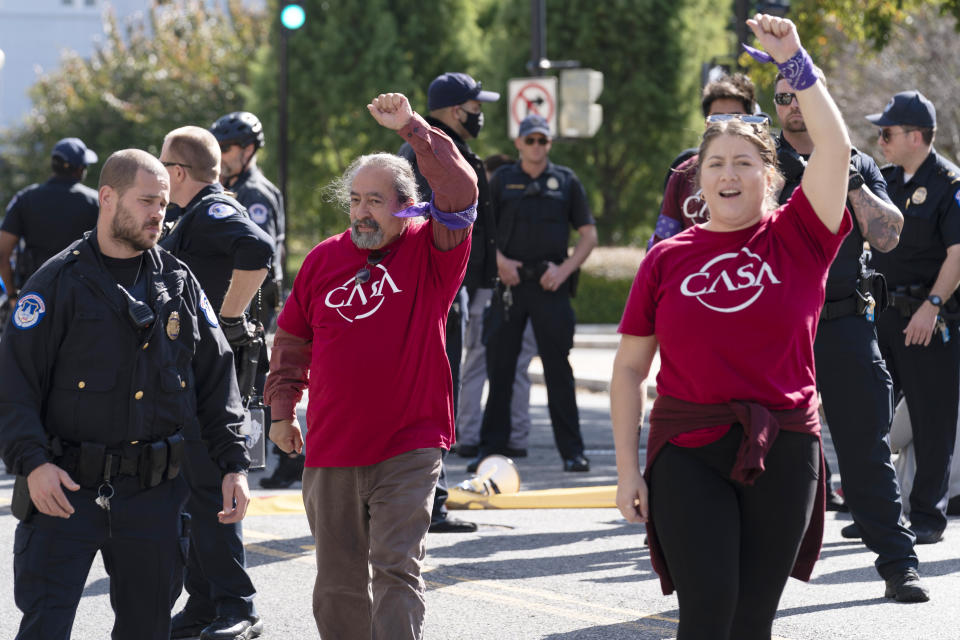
[394,196,477,230]
[742,43,818,91]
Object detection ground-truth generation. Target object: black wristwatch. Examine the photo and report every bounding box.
[847,171,865,192]
[927,294,944,308]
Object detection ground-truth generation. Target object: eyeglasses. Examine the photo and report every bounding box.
[774,92,797,106]
[878,127,917,143]
[705,114,769,125]
[355,250,387,287]
[524,136,550,146]
[161,161,193,169]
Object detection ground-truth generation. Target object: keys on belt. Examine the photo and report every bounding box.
[937,316,951,343]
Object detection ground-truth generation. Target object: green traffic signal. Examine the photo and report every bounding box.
[281,4,306,30]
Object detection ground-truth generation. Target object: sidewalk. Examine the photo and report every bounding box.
[528,323,658,393]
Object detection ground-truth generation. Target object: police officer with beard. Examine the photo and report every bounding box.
[159,126,274,640]
[867,90,960,548]
[773,71,929,602]
[0,149,250,640]
[398,72,500,533]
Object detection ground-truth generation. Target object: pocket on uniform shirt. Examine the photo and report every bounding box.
[898,213,937,249]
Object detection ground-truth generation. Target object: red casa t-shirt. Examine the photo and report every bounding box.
[621,186,851,443]
[277,220,470,467]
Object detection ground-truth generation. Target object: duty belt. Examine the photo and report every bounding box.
[819,296,860,322]
[52,433,184,490]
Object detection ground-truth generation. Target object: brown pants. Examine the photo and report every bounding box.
[302,448,442,640]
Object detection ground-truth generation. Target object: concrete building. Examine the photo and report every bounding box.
[0,0,152,131]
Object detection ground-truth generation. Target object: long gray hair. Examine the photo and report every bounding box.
[326,153,420,211]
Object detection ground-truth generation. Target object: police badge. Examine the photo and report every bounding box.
[166,311,181,340]
[912,187,927,205]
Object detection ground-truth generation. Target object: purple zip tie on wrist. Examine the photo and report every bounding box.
[742,43,818,91]
[393,196,477,230]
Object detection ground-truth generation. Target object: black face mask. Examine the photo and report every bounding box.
[462,109,484,138]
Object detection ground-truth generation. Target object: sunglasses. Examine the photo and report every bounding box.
[355,250,387,287]
[705,114,769,125]
[878,127,917,143]
[524,136,550,146]
[774,92,797,106]
[161,161,193,169]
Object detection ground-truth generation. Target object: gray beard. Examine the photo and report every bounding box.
[351,219,384,250]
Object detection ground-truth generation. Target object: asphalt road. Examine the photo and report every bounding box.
[2,379,959,638]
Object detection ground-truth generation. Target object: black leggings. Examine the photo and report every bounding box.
[649,424,819,640]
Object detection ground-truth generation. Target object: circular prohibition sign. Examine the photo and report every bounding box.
[511,81,556,127]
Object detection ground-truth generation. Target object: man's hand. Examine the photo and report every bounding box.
[220,315,260,348]
[269,418,304,455]
[904,302,940,347]
[539,262,569,292]
[615,470,649,524]
[746,13,801,63]
[367,93,413,131]
[218,472,250,524]
[27,462,80,518]
[497,251,522,287]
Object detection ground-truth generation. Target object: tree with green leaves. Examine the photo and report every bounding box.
[247,0,493,250]
[476,0,729,244]
[0,0,268,204]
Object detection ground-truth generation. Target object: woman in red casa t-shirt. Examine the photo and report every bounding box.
[611,15,853,640]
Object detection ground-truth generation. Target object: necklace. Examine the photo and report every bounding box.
[130,255,143,288]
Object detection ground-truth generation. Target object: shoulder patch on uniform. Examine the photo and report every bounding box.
[208,203,237,220]
[249,203,269,225]
[13,292,46,329]
[955,189,960,207]
[198,290,218,327]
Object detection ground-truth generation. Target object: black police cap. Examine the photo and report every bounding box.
[210,111,265,149]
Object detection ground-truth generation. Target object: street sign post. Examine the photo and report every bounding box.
[507,76,558,139]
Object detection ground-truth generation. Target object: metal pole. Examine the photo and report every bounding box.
[278,25,289,284]
[734,0,750,63]
[278,26,289,210]
[528,0,546,76]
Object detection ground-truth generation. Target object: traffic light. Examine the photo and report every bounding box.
[559,69,603,138]
[280,3,306,30]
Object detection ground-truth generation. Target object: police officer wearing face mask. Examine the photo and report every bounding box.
[0,138,100,315]
[397,71,500,534]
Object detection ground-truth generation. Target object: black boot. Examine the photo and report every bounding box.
[259,451,304,489]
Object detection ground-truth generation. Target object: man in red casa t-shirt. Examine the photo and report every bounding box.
[264,93,478,640]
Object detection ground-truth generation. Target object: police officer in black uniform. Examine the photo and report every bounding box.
[0,137,99,313]
[159,126,274,640]
[469,114,598,473]
[773,73,928,602]
[867,90,960,546]
[397,72,499,533]
[0,149,251,640]
[209,112,297,490]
